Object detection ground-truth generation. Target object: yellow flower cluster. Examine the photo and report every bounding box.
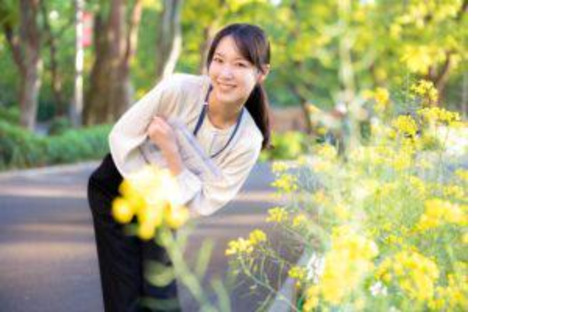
[455,169,468,182]
[392,115,418,137]
[416,199,467,231]
[271,161,290,174]
[400,45,444,74]
[265,207,288,223]
[363,87,391,112]
[315,226,378,305]
[411,79,439,103]
[224,229,267,256]
[376,250,440,302]
[112,165,190,240]
[428,273,468,310]
[288,266,307,288]
[443,185,466,200]
[292,213,307,227]
[418,107,461,125]
[270,173,298,193]
[314,143,338,160]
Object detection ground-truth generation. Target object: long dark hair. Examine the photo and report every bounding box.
[206,23,272,151]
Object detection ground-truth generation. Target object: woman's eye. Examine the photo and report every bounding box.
[213,58,223,63]
[236,62,248,68]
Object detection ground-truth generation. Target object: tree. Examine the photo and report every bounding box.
[156,0,182,79]
[1,0,44,131]
[83,0,144,125]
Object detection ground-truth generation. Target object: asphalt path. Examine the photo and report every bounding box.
[0,159,299,312]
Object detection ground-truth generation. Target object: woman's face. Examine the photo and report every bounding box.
[208,36,263,107]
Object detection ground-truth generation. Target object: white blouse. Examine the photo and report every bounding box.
[108,73,264,217]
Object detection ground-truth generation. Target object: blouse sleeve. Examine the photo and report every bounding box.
[175,139,262,217]
[108,74,202,178]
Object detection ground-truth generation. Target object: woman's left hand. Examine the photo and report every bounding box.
[147,116,178,154]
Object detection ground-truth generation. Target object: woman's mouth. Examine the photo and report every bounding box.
[218,82,236,91]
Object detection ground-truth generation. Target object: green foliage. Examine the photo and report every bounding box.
[0,106,20,125]
[0,120,111,171]
[259,131,308,161]
[48,116,72,135]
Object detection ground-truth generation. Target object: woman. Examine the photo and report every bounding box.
[87,23,272,311]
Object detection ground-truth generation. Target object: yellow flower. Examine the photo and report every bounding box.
[292,214,307,227]
[138,222,156,241]
[248,229,267,245]
[318,226,378,304]
[315,143,338,160]
[373,87,390,111]
[112,198,134,224]
[271,161,290,174]
[113,165,190,240]
[271,173,298,193]
[455,169,468,182]
[362,89,375,100]
[303,285,320,312]
[418,107,461,125]
[416,199,467,231]
[165,206,189,229]
[266,207,288,223]
[376,250,440,302]
[225,237,254,256]
[288,266,306,280]
[392,115,418,137]
[443,185,466,200]
[411,80,439,103]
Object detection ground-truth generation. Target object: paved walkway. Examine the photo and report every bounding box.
[0,159,296,311]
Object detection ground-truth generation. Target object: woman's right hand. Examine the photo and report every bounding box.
[147,115,178,153]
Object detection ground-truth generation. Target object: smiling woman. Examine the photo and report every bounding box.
[86,23,273,311]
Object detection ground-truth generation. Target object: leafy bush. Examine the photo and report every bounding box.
[0,120,112,171]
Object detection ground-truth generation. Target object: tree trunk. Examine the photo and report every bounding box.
[157,0,182,79]
[40,0,65,117]
[84,0,143,125]
[2,0,43,131]
[70,0,85,128]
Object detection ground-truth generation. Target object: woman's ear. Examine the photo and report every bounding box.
[258,64,271,84]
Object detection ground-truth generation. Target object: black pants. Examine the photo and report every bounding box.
[87,153,181,312]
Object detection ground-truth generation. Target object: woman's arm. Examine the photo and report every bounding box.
[176,138,262,217]
[146,115,184,176]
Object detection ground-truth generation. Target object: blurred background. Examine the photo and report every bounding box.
[0,0,467,170]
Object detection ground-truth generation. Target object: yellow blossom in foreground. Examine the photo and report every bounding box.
[266,207,288,223]
[443,185,466,200]
[303,285,321,312]
[112,198,134,224]
[376,250,440,302]
[165,205,190,229]
[455,169,468,182]
[416,199,467,231]
[429,273,468,310]
[317,226,378,305]
[113,165,190,240]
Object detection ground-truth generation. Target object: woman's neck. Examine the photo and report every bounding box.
[207,92,243,129]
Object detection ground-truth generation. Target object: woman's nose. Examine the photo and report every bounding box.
[219,64,235,79]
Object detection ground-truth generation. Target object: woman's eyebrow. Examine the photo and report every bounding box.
[215,52,247,61]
